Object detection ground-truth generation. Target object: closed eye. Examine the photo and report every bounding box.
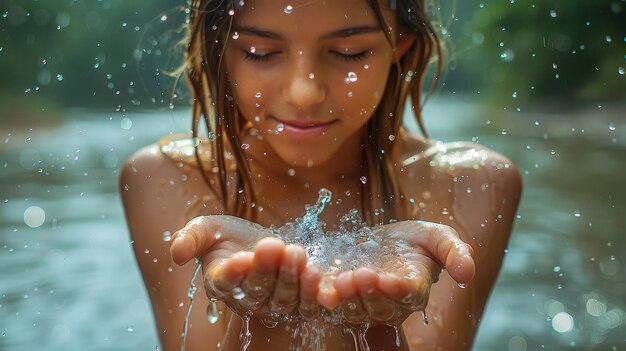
[244,51,278,62]
[332,50,369,62]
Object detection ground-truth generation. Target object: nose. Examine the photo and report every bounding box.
[282,57,326,111]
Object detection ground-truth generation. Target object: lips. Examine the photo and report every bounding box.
[270,116,336,139]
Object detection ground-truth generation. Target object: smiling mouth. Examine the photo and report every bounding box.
[270,116,337,138]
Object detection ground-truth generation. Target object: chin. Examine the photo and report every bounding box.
[276,149,336,169]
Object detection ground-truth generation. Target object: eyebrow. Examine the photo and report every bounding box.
[232,25,382,40]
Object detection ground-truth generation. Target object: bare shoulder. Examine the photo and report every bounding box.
[398,130,522,258]
[398,130,522,206]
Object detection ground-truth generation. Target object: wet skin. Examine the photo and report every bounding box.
[120,0,522,350]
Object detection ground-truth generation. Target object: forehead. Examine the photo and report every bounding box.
[234,0,392,33]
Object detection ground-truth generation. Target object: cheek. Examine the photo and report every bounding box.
[337,63,389,113]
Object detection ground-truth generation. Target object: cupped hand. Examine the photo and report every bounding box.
[169,215,321,321]
[317,220,475,326]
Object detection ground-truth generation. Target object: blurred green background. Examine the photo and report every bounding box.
[1,0,624,115]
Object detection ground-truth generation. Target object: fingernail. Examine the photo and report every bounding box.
[170,234,192,265]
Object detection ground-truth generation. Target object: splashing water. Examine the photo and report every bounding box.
[181,259,202,351]
[183,188,415,350]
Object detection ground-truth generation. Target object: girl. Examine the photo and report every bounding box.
[120,0,522,350]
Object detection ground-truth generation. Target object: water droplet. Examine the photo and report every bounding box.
[619,67,625,75]
[250,46,256,53]
[360,176,367,184]
[574,210,581,217]
[187,286,197,298]
[276,123,284,133]
[228,8,235,16]
[553,265,561,273]
[127,325,134,332]
[549,10,557,18]
[160,15,167,21]
[608,123,616,131]
[394,326,401,347]
[308,73,315,79]
[605,35,612,43]
[232,32,239,40]
[458,282,467,289]
[512,91,518,98]
[421,310,429,325]
[207,299,219,324]
[255,91,262,98]
[162,231,172,242]
[241,143,250,150]
[284,5,293,14]
[120,117,132,130]
[24,206,45,228]
[232,287,245,300]
[56,74,64,81]
[388,134,395,141]
[344,72,358,84]
[287,168,296,176]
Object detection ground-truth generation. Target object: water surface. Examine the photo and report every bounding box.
[1,98,624,350]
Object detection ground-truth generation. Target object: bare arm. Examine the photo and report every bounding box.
[402,146,523,350]
[120,145,228,351]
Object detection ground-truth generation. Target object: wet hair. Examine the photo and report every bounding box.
[184,0,443,225]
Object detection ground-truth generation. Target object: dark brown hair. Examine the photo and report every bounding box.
[183,0,443,225]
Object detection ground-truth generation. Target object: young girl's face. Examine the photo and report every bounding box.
[225,0,405,169]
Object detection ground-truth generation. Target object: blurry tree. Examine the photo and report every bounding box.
[450,0,625,108]
[0,0,187,116]
[0,0,624,114]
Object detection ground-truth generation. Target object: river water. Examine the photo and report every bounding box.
[1,97,624,350]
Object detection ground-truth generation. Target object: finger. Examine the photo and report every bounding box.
[353,268,395,322]
[204,251,253,298]
[317,274,341,311]
[335,271,367,324]
[269,245,306,315]
[170,215,267,265]
[400,221,475,284]
[378,273,429,310]
[239,237,285,308]
[299,264,321,318]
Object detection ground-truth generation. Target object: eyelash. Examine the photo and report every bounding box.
[244,52,275,62]
[244,50,369,62]
[333,51,368,62]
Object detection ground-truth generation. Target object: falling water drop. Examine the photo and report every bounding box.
[284,5,293,14]
[232,32,240,40]
[207,299,219,324]
[344,72,358,84]
[240,312,253,350]
[549,10,557,18]
[608,123,616,131]
[360,176,367,184]
[162,231,172,242]
[394,326,402,347]
[421,310,429,325]
[232,287,245,300]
